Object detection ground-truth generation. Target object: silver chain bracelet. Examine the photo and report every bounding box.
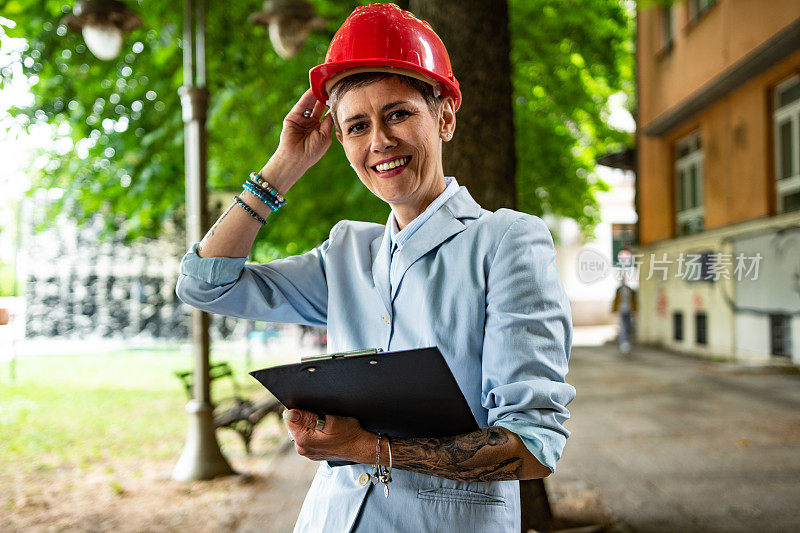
[372,433,393,498]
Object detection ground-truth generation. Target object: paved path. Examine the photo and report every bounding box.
[238,341,800,532]
[550,343,800,532]
[235,446,319,533]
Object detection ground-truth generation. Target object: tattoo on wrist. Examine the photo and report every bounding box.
[390,428,524,482]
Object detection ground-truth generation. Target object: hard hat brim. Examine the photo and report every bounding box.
[309,59,461,111]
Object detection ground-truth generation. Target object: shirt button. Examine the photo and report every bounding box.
[383,313,390,324]
[358,473,370,486]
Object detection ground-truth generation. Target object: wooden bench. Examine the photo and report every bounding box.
[175,361,282,453]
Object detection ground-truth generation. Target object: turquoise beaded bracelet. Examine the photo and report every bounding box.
[233,195,267,225]
[249,172,287,206]
[243,180,280,212]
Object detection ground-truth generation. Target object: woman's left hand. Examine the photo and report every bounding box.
[283,409,371,463]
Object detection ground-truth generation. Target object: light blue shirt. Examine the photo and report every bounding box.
[177,185,574,532]
[389,176,460,292]
[390,176,459,246]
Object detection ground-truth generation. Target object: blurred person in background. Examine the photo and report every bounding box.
[612,273,637,354]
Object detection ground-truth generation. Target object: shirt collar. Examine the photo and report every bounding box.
[389,176,459,249]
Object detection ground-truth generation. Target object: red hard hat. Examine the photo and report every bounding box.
[309,3,461,111]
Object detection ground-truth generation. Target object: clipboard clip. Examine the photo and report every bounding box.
[300,348,382,363]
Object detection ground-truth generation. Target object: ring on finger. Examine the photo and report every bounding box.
[302,108,313,118]
[314,415,326,431]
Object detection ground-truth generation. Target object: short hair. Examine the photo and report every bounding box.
[328,72,442,133]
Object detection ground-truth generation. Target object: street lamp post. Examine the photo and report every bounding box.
[65,0,232,480]
[172,0,324,480]
[171,0,235,481]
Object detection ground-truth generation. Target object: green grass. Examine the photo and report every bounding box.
[0,346,285,473]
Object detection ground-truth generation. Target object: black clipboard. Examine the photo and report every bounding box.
[249,346,479,439]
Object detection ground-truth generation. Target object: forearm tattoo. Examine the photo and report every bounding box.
[390,427,524,482]
[197,203,235,253]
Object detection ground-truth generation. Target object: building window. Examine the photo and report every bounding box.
[774,75,800,213]
[673,311,684,342]
[675,132,704,235]
[770,314,792,358]
[682,250,716,283]
[688,0,718,23]
[611,223,637,265]
[660,6,675,53]
[695,312,707,345]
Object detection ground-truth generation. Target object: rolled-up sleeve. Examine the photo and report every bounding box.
[175,221,344,326]
[481,215,575,473]
[179,243,249,286]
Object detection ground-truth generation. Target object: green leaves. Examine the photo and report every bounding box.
[4,0,377,256]
[509,0,633,234]
[4,0,632,256]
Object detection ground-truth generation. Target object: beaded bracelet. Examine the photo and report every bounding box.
[243,180,280,212]
[249,172,287,206]
[233,195,267,225]
[249,172,287,205]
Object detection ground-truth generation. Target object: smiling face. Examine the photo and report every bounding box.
[333,76,456,227]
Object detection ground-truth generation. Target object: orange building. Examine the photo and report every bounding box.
[635,0,800,363]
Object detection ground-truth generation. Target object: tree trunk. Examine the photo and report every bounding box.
[408,2,550,532]
[409,0,517,211]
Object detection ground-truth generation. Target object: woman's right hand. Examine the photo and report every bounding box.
[262,89,334,194]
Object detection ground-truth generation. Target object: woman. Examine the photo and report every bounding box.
[176,4,574,531]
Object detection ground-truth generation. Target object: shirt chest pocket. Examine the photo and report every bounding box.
[417,487,506,508]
